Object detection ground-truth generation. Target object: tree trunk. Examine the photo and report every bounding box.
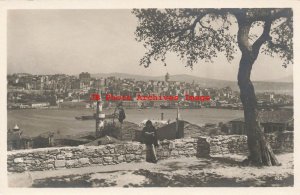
[238,52,280,166]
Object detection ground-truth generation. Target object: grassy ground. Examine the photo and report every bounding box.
[9,153,293,187]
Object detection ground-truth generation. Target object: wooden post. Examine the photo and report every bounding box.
[96,100,100,137]
[176,105,179,138]
[95,90,102,138]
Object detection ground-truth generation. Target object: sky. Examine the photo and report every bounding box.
[7,9,293,81]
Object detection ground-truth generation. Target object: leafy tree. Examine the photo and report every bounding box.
[132,8,293,166]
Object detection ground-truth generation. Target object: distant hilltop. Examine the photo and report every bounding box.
[91,72,293,83]
[92,72,231,84]
[7,72,293,95]
[91,72,293,94]
[267,75,293,83]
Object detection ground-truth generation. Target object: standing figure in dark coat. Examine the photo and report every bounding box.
[142,120,159,163]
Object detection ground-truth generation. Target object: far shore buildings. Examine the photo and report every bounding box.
[7,72,293,110]
[229,110,293,134]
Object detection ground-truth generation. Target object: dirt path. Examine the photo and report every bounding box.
[8,153,293,187]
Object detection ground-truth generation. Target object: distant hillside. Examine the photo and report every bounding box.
[257,74,293,83]
[272,75,293,83]
[92,72,293,95]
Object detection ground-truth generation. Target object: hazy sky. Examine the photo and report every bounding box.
[7,9,293,81]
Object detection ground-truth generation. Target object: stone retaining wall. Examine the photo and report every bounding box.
[197,131,293,157]
[197,135,248,157]
[266,131,293,153]
[7,138,197,173]
[8,132,293,173]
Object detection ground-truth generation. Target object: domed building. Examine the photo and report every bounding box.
[7,124,33,150]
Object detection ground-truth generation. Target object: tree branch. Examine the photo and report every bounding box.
[174,15,203,39]
[252,20,272,56]
[199,20,212,31]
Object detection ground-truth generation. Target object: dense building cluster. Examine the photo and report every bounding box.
[7,72,293,109]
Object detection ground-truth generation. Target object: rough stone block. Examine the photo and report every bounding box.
[135,155,141,160]
[117,155,125,162]
[39,154,48,159]
[66,159,79,167]
[109,149,115,154]
[47,164,55,169]
[45,158,55,164]
[125,154,135,161]
[65,152,73,158]
[48,149,60,155]
[178,150,185,155]
[106,145,115,149]
[102,149,110,154]
[185,143,194,148]
[24,160,35,164]
[135,150,142,155]
[35,159,41,165]
[79,158,90,165]
[14,158,24,163]
[170,150,179,156]
[131,144,140,151]
[169,142,175,149]
[184,138,197,143]
[90,158,103,164]
[161,140,170,145]
[14,166,26,172]
[103,156,113,163]
[84,149,95,156]
[175,142,185,148]
[114,145,126,154]
[186,148,196,155]
[33,153,40,157]
[56,154,65,160]
[55,160,66,168]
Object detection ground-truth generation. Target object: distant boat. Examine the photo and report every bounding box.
[160,105,177,109]
[75,114,95,120]
[160,104,201,109]
[75,113,117,120]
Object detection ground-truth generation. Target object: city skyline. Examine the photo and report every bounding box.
[7,71,293,83]
[8,9,293,81]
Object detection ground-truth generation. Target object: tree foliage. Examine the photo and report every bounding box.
[132,8,293,68]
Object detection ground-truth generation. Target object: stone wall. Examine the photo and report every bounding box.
[156,138,197,159]
[7,138,197,173]
[266,131,293,153]
[197,135,248,157]
[197,131,293,157]
[7,132,293,173]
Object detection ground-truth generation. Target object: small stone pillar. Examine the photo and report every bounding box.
[196,137,210,158]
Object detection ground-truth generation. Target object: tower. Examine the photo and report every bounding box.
[165,72,170,83]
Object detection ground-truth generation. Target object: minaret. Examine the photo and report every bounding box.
[165,72,170,83]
